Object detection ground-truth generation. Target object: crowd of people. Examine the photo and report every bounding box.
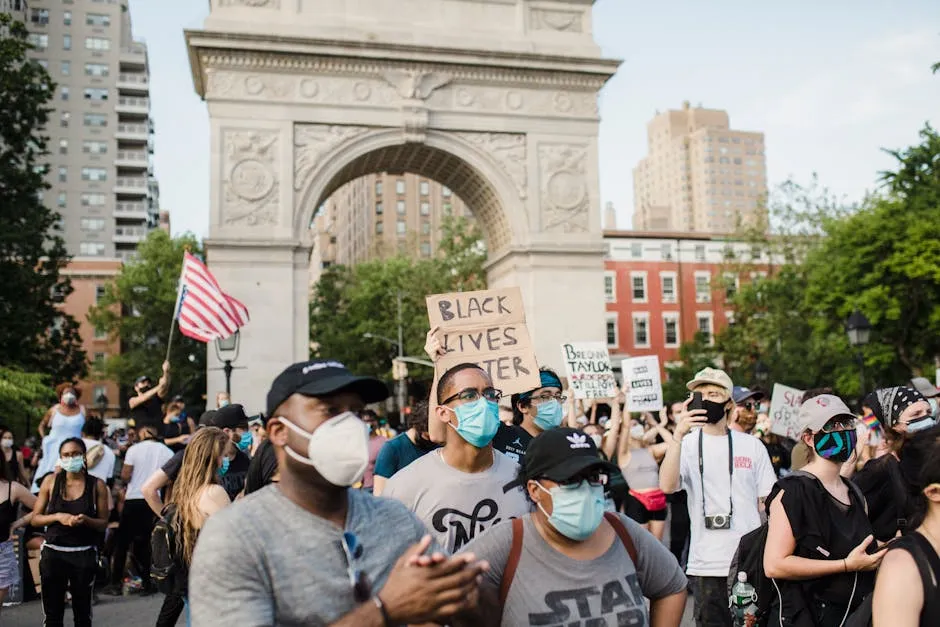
[0,342,938,627]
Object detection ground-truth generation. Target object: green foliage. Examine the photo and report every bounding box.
[88,231,207,406]
[663,333,719,403]
[310,216,487,378]
[0,15,86,384]
[0,367,53,439]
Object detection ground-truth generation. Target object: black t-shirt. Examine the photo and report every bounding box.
[491,423,532,464]
[132,395,164,430]
[161,449,185,482]
[162,420,192,453]
[244,439,277,495]
[854,454,913,541]
[763,439,792,477]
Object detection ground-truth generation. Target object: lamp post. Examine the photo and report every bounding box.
[95,392,108,417]
[754,360,770,388]
[845,309,871,396]
[214,331,240,397]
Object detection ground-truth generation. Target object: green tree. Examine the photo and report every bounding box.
[88,231,207,406]
[0,367,53,439]
[662,333,719,403]
[0,15,86,384]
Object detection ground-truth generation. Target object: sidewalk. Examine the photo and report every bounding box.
[2,593,180,626]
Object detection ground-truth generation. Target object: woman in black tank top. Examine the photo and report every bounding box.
[31,437,109,627]
[0,448,37,618]
[0,426,28,486]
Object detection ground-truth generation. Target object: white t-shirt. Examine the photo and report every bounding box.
[123,439,173,501]
[82,438,116,483]
[679,429,776,577]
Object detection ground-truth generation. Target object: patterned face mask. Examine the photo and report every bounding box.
[813,429,857,463]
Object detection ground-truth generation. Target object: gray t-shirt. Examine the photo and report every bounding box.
[462,513,688,626]
[382,448,530,553]
[188,485,431,626]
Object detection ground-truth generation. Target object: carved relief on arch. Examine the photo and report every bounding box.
[538,143,589,234]
[217,0,280,7]
[221,130,280,227]
[293,124,372,208]
[454,132,527,201]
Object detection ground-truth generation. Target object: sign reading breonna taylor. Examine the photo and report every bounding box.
[426,287,540,395]
[622,355,664,412]
[561,342,618,400]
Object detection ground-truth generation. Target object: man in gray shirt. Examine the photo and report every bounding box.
[189,360,487,626]
[383,363,531,553]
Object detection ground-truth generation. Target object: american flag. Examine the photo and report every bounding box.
[174,252,249,343]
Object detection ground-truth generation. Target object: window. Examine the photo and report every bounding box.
[421,222,431,235]
[57,167,67,182]
[420,181,429,196]
[83,140,108,154]
[697,313,714,344]
[660,273,677,303]
[375,180,383,195]
[86,13,111,27]
[84,87,108,101]
[60,86,70,101]
[59,139,68,155]
[630,242,642,258]
[83,113,107,127]
[27,34,49,50]
[61,112,70,127]
[31,8,50,25]
[606,315,619,347]
[396,220,406,235]
[633,314,649,348]
[603,271,616,303]
[442,186,452,198]
[664,315,679,347]
[81,167,107,182]
[80,242,106,256]
[420,242,431,257]
[63,35,72,51]
[85,37,111,51]
[85,63,109,77]
[81,218,105,231]
[81,193,106,207]
[694,244,706,261]
[396,201,406,215]
[661,243,673,260]
[375,222,383,234]
[396,179,405,194]
[95,284,107,303]
[36,59,49,70]
[57,193,67,208]
[93,352,106,366]
[631,272,647,302]
[724,273,739,299]
[61,61,71,76]
[420,202,430,216]
[375,202,383,215]
[694,272,711,303]
[94,326,107,342]
[64,11,72,25]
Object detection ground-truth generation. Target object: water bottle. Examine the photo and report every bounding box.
[730,571,758,627]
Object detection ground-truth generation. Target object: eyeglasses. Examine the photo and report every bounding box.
[341,532,372,603]
[739,402,757,412]
[821,418,857,433]
[556,470,607,488]
[531,393,567,405]
[441,387,503,405]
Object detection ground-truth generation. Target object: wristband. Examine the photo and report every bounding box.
[372,595,391,626]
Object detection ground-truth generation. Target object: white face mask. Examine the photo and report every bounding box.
[630,424,645,439]
[0,439,12,450]
[588,433,603,449]
[278,412,369,487]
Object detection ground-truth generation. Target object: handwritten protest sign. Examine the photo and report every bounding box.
[561,342,617,400]
[622,356,663,412]
[769,383,806,440]
[427,287,540,395]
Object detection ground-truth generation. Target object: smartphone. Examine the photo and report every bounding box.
[690,392,704,411]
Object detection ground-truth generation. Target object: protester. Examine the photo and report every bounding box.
[162,396,195,453]
[358,410,388,493]
[763,394,885,625]
[383,363,530,552]
[619,413,669,539]
[129,361,171,431]
[665,400,692,567]
[730,386,763,434]
[872,426,940,626]
[855,386,937,541]
[243,436,278,495]
[1,425,29,486]
[495,369,567,463]
[104,426,173,596]
[909,377,939,418]
[582,403,629,513]
[660,367,776,627]
[215,392,230,409]
[80,416,116,485]
[247,413,266,457]
[372,400,439,496]
[789,388,836,472]
[0,452,36,615]
[212,404,252,498]
[33,383,86,492]
[31,438,109,627]
[165,428,232,621]
[458,427,688,626]
[189,359,488,624]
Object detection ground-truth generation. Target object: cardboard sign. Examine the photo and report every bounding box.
[561,342,618,400]
[427,287,540,395]
[769,383,806,440]
[622,355,663,412]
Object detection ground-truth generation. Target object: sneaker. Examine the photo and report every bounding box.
[100,584,123,597]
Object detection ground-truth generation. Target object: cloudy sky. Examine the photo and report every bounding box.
[129,0,940,236]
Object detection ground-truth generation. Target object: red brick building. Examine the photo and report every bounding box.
[603,231,778,376]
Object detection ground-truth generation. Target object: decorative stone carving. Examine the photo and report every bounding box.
[530,8,582,32]
[218,0,279,7]
[456,132,527,200]
[222,130,280,226]
[380,71,452,101]
[538,143,589,233]
[293,125,371,193]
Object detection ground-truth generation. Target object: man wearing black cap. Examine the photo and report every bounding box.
[129,360,171,431]
[213,403,252,498]
[456,427,688,626]
[730,386,763,435]
[189,359,488,625]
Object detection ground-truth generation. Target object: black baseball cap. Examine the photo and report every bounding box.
[504,427,619,491]
[135,375,151,386]
[266,360,389,417]
[214,404,249,430]
[198,410,219,428]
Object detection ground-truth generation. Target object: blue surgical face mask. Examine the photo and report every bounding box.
[446,397,499,448]
[906,416,937,434]
[928,398,939,419]
[60,456,84,474]
[218,457,230,477]
[533,399,564,431]
[536,480,606,541]
[237,431,253,452]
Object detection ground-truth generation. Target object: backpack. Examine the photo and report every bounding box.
[726,471,866,627]
[150,504,184,595]
[499,512,637,608]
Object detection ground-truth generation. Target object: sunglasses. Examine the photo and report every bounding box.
[556,470,607,488]
[441,387,503,405]
[341,532,372,603]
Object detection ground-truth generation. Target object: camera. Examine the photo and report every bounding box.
[704,514,731,530]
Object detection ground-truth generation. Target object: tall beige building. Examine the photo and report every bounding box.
[633,102,767,233]
[20,0,158,261]
[310,173,471,279]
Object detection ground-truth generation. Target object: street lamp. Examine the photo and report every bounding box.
[845,309,871,395]
[215,331,240,397]
[95,392,108,417]
[754,360,770,387]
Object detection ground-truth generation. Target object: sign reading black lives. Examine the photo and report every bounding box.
[427,287,540,395]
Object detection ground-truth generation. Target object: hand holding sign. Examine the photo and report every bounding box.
[622,355,664,413]
[769,383,806,440]
[561,342,618,400]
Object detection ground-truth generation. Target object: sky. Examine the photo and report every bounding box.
[129,0,940,237]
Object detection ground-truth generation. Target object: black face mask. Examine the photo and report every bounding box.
[702,399,728,424]
[415,435,437,452]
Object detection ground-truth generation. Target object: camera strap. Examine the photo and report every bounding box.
[698,429,734,519]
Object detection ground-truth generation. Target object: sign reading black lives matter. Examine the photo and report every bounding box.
[427,287,540,395]
[561,342,618,400]
[622,355,664,412]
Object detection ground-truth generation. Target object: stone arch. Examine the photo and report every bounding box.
[293,127,527,253]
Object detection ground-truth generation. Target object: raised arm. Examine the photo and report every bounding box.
[142,468,170,516]
[424,328,447,444]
